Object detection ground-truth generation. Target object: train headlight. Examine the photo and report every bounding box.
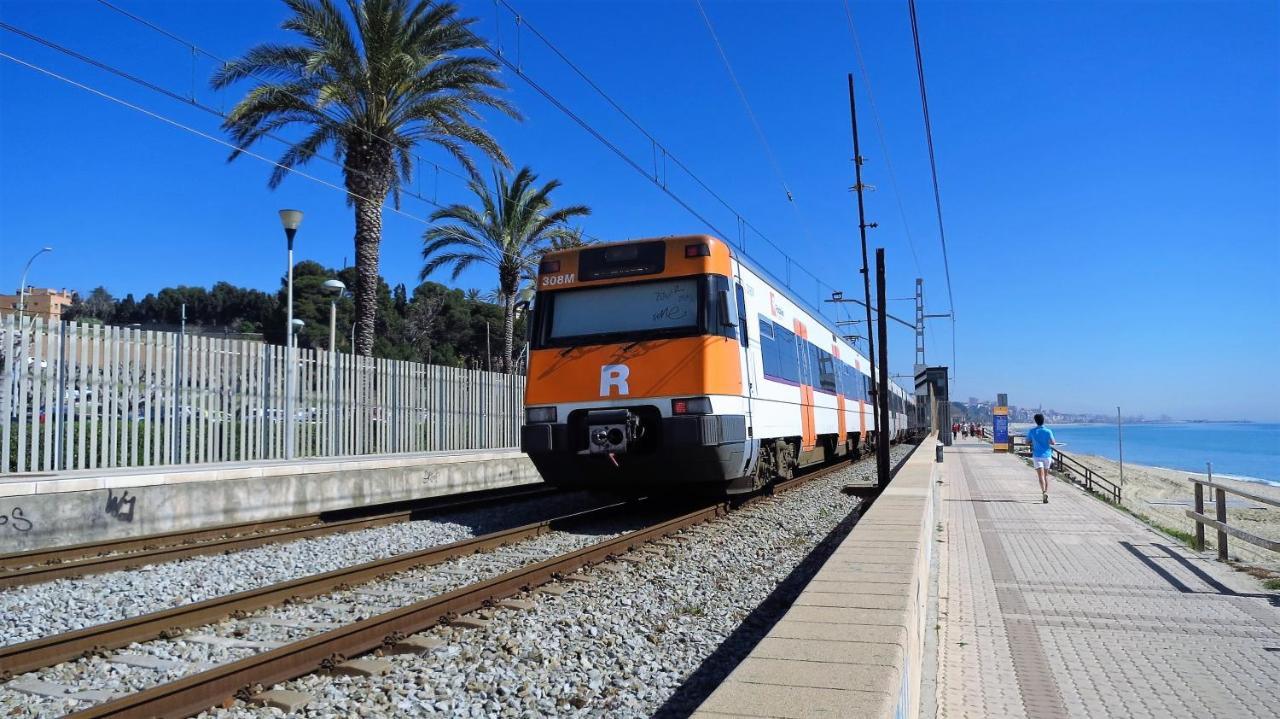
[525,407,557,424]
[671,397,712,415]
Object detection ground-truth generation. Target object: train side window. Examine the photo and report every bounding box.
[775,325,800,383]
[735,284,748,348]
[758,317,780,378]
[710,275,738,341]
[807,344,821,388]
[817,350,837,393]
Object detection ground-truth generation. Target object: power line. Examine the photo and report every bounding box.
[0,50,434,226]
[2,18,610,245]
[839,0,923,277]
[693,0,793,206]
[93,0,864,326]
[906,0,954,318]
[485,1,850,307]
[92,0,474,190]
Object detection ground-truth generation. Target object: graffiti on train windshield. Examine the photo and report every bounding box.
[550,278,699,342]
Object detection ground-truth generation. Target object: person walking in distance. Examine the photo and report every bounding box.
[1027,413,1058,503]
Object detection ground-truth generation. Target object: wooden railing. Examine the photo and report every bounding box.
[1011,437,1121,503]
[1187,479,1280,560]
[1051,449,1121,503]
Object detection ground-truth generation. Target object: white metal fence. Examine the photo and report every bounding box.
[2,315,525,474]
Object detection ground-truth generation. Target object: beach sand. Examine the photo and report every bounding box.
[1050,451,1280,572]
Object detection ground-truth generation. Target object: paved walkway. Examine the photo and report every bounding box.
[936,440,1280,718]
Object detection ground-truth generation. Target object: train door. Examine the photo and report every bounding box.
[732,264,759,478]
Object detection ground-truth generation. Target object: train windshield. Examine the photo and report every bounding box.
[533,277,706,348]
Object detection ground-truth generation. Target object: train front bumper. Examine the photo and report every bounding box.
[520,413,747,485]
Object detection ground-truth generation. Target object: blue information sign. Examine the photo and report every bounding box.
[993,414,1009,445]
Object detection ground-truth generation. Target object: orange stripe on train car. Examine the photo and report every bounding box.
[794,319,815,450]
[525,335,743,405]
[833,344,847,442]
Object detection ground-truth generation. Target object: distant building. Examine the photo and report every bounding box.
[0,287,73,322]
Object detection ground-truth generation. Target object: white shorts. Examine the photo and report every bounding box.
[1032,457,1052,470]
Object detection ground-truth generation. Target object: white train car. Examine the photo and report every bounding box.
[521,234,915,493]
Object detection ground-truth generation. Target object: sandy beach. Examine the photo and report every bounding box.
[1053,451,1280,572]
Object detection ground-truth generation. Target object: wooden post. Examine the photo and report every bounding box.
[1215,487,1228,561]
[1193,482,1205,551]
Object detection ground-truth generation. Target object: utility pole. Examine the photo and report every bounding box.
[847,73,878,439]
[914,278,925,371]
[876,249,891,485]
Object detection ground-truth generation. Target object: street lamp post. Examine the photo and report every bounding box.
[17,246,54,323]
[279,209,303,459]
[322,279,346,457]
[322,279,346,352]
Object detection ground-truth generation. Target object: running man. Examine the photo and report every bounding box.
[1026,413,1058,503]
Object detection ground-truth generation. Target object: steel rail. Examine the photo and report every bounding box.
[0,484,558,587]
[62,442,917,719]
[64,503,732,719]
[0,497,627,677]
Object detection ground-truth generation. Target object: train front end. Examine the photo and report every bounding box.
[520,235,753,491]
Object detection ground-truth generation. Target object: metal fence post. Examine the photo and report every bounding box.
[1193,483,1205,551]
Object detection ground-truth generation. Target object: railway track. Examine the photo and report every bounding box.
[3,444,915,718]
[0,483,558,588]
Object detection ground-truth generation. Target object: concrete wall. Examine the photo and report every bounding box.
[0,450,539,553]
[693,434,938,719]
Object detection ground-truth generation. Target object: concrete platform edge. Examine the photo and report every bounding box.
[694,435,938,719]
[0,450,538,553]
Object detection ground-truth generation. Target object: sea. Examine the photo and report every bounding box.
[1036,422,1280,487]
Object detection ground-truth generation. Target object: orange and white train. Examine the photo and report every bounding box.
[520,235,916,493]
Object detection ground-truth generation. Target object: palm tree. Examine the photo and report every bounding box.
[421,167,590,373]
[212,0,519,356]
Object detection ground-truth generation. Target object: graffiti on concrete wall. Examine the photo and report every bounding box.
[0,507,34,532]
[104,489,137,522]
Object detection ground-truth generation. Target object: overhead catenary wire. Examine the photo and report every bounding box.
[696,0,803,211]
[906,0,954,318]
[0,50,436,227]
[906,0,957,379]
[91,0,474,190]
[92,0,863,324]
[839,0,923,277]
[1,17,610,245]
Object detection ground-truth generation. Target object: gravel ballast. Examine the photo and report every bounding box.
[0,489,607,648]
[199,446,914,718]
[0,494,658,719]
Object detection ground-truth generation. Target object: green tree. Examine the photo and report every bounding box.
[421,167,589,372]
[212,0,519,357]
[82,286,116,321]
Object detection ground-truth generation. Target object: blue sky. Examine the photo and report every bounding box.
[1,0,1276,420]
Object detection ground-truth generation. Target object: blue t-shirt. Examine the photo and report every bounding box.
[1026,426,1054,458]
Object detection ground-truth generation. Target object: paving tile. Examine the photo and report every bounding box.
[935,439,1280,719]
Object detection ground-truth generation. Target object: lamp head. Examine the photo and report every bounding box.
[278,209,303,230]
[322,279,346,295]
[290,318,305,332]
[278,209,303,247]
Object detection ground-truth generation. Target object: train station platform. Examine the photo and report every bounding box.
[0,449,537,553]
[936,439,1278,718]
[694,438,1278,718]
[694,436,939,718]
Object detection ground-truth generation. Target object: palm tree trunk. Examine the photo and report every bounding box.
[502,292,516,374]
[344,139,394,357]
[353,197,381,356]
